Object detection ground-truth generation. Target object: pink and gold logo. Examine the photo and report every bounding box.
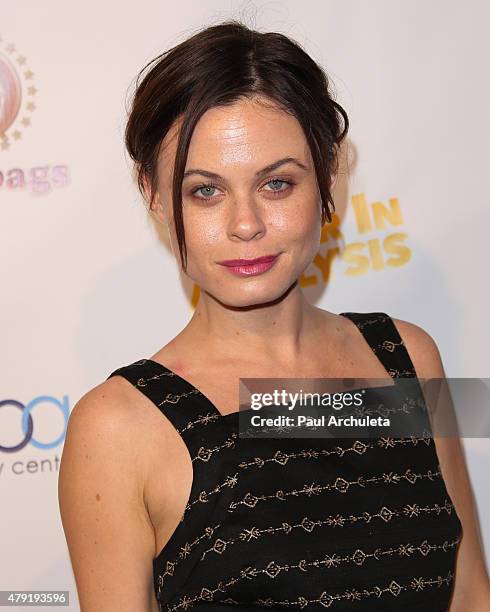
[0,35,36,150]
[0,35,69,194]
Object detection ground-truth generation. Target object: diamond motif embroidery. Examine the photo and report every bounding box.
[380,506,394,522]
[389,580,402,596]
[264,561,282,578]
[212,538,227,554]
[352,549,367,565]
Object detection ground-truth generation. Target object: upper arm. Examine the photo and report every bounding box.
[58,381,160,612]
[392,317,490,609]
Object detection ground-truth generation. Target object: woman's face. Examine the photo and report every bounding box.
[154,96,324,307]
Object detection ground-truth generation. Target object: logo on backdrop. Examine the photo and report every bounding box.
[0,396,69,453]
[307,193,412,283]
[0,34,70,194]
[0,37,35,150]
[0,396,69,478]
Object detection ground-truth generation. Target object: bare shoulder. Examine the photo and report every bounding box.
[63,377,156,481]
[58,378,160,611]
[69,376,139,427]
[390,316,445,379]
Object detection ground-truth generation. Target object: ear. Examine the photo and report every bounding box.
[142,174,168,225]
[150,191,168,226]
[330,172,338,191]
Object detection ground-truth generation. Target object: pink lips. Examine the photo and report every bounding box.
[217,253,280,277]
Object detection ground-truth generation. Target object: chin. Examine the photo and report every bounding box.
[214,280,297,308]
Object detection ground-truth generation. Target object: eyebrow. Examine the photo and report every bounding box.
[183,157,309,181]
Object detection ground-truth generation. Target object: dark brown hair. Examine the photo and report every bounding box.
[125,19,349,272]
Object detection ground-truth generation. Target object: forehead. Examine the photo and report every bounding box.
[159,97,311,175]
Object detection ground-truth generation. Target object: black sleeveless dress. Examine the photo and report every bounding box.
[106,312,462,611]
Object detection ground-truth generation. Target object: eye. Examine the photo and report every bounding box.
[189,177,295,202]
[262,178,294,194]
[191,184,219,200]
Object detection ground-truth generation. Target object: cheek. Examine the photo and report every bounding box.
[186,213,222,249]
[268,200,320,243]
[181,210,224,269]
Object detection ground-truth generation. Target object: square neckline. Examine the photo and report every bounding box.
[144,312,401,420]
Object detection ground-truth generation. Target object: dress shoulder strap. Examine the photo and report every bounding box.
[106,359,222,446]
[339,311,418,379]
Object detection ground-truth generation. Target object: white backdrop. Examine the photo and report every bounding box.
[1,1,489,608]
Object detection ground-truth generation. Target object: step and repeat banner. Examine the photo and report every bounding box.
[1,1,489,608]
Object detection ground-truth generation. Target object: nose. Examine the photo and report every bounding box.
[227,197,267,242]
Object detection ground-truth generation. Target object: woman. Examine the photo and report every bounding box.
[58,20,489,611]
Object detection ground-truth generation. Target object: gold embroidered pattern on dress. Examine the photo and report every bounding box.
[157,523,222,586]
[237,436,431,470]
[228,467,441,512]
[198,498,457,561]
[193,433,238,462]
[380,338,404,352]
[184,473,239,513]
[166,558,457,610]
